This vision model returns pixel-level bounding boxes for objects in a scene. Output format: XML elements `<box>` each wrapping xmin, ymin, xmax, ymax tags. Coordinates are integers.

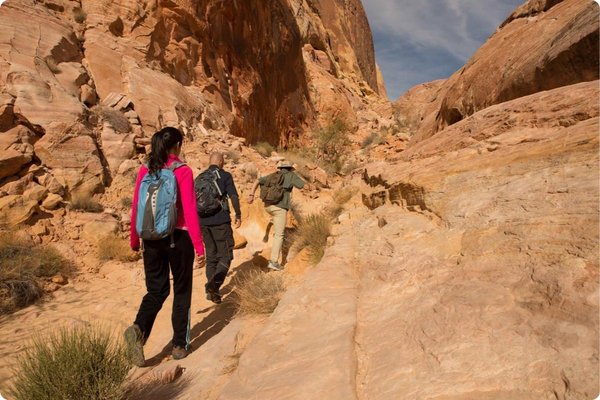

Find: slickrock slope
<box><xmin>411</xmin><ymin>0</ymin><xmax>598</xmax><ymax>141</ymax></box>
<box><xmin>218</xmin><ymin>81</ymin><xmax>599</xmax><ymax>399</ymax></box>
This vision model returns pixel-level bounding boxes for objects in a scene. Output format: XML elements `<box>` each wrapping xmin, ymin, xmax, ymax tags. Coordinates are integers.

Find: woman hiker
<box><xmin>125</xmin><ymin>127</ymin><xmax>205</xmax><ymax>367</ymax></box>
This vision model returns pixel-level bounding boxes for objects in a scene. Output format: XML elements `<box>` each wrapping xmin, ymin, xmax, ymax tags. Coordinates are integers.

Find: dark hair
<box><xmin>148</xmin><ymin>127</ymin><xmax>183</xmax><ymax>175</ymax></box>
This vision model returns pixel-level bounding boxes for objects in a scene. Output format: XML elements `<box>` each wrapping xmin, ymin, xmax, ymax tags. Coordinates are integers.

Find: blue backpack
<box><xmin>135</xmin><ymin>162</ymin><xmax>185</xmax><ymax>242</ymax></box>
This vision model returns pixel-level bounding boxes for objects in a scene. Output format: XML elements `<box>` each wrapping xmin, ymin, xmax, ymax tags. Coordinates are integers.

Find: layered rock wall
<box><xmin>0</xmin><ymin>0</ymin><xmax>384</xmax><ymax>223</ymax></box>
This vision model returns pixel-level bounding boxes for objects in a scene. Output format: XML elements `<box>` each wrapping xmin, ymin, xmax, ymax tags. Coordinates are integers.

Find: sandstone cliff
<box><xmin>0</xmin><ymin>0</ymin><xmax>387</xmax><ymax>216</ymax></box>
<box><xmin>0</xmin><ymin>0</ymin><xmax>598</xmax><ymax>399</ymax></box>
<box><xmin>403</xmin><ymin>0</ymin><xmax>599</xmax><ymax>142</ymax></box>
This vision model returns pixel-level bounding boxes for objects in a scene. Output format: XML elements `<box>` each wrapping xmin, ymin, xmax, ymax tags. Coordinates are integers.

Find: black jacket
<box><xmin>199</xmin><ymin>165</ymin><xmax>241</xmax><ymax>227</ymax></box>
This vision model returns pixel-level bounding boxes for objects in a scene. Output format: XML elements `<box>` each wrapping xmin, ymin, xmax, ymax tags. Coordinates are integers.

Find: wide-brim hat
<box><xmin>277</xmin><ymin>160</ymin><xmax>294</xmax><ymax>169</ymax></box>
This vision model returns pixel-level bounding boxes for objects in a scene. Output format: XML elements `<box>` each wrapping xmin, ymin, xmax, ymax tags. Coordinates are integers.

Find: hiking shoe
<box><xmin>172</xmin><ymin>345</ymin><xmax>188</xmax><ymax>360</ymax></box>
<box><xmin>124</xmin><ymin>324</ymin><xmax>145</xmax><ymax>367</ymax></box>
<box><xmin>267</xmin><ymin>261</ymin><xmax>283</xmax><ymax>271</ymax></box>
<box><xmin>206</xmin><ymin>290</ymin><xmax>222</xmax><ymax>304</ymax></box>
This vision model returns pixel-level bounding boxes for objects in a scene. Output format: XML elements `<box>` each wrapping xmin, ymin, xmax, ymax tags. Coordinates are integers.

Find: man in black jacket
<box><xmin>198</xmin><ymin>152</ymin><xmax>242</xmax><ymax>304</ymax></box>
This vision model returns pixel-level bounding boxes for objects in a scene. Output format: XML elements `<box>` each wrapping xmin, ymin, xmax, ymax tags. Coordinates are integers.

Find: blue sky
<box><xmin>362</xmin><ymin>0</ymin><xmax>523</xmax><ymax>100</ymax></box>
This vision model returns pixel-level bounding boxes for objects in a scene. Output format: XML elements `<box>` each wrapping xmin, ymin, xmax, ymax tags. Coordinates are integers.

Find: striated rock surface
<box><xmin>219</xmin><ymin>81</ymin><xmax>599</xmax><ymax>399</ymax></box>
<box><xmin>412</xmin><ymin>0</ymin><xmax>599</xmax><ymax>141</ymax></box>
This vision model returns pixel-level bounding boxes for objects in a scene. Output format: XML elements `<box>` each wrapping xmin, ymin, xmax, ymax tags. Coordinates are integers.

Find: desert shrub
<box><xmin>253</xmin><ymin>141</ymin><xmax>275</xmax><ymax>158</ymax></box>
<box><xmin>8</xmin><ymin>325</ymin><xmax>131</xmax><ymax>400</ymax></box>
<box><xmin>120</xmin><ymin>196</ymin><xmax>132</xmax><ymax>208</ymax></box>
<box><xmin>245</xmin><ymin>164</ymin><xmax>258</xmax><ymax>182</ymax></box>
<box><xmin>361</xmin><ymin>131</ymin><xmax>378</xmax><ymax>148</ymax></box>
<box><xmin>294</xmin><ymin>212</ymin><xmax>331</xmax><ymax>264</ymax></box>
<box><xmin>225</xmin><ymin>150</ymin><xmax>241</xmax><ymax>164</ymax></box>
<box><xmin>71</xmin><ymin>194</ymin><xmax>104</xmax><ymax>213</ymax></box>
<box><xmin>332</xmin><ymin>186</ymin><xmax>354</xmax><ymax>206</ymax></box>
<box><xmin>73</xmin><ymin>7</ymin><xmax>87</xmax><ymax>23</ymax></box>
<box><xmin>98</xmin><ymin>235</ymin><xmax>135</xmax><ymax>262</ymax></box>
<box><xmin>313</xmin><ymin>118</ymin><xmax>350</xmax><ymax>173</ymax></box>
<box><xmin>361</xmin><ymin>130</ymin><xmax>387</xmax><ymax>149</ymax></box>
<box><xmin>96</xmin><ymin>106</ymin><xmax>130</xmax><ymax>133</ymax></box>
<box><xmin>233</xmin><ymin>271</ymin><xmax>285</xmax><ymax>315</ymax></box>
<box><xmin>340</xmin><ymin>159</ymin><xmax>360</xmax><ymax>176</ymax></box>
<box><xmin>0</xmin><ymin>233</ymin><xmax>70</xmax><ymax>314</ymax></box>
<box><xmin>44</xmin><ymin>56</ymin><xmax>61</xmax><ymax>74</ymax></box>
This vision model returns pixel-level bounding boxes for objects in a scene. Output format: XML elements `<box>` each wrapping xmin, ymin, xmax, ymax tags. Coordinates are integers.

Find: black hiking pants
<box><xmin>201</xmin><ymin>223</ymin><xmax>234</xmax><ymax>294</ymax></box>
<box><xmin>134</xmin><ymin>229</ymin><xmax>194</xmax><ymax>349</ymax></box>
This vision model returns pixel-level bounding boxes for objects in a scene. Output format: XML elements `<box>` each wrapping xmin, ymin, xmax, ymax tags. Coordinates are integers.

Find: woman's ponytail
<box><xmin>147</xmin><ymin>127</ymin><xmax>184</xmax><ymax>175</ymax></box>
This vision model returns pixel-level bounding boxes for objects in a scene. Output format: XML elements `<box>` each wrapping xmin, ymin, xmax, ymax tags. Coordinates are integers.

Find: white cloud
<box><xmin>362</xmin><ymin>0</ymin><xmax>522</xmax><ymax>99</ymax></box>
<box><xmin>363</xmin><ymin>0</ymin><xmax>519</xmax><ymax>60</ymax></box>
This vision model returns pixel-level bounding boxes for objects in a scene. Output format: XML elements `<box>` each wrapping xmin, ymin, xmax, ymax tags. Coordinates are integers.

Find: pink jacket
<box><xmin>130</xmin><ymin>154</ymin><xmax>204</xmax><ymax>256</ymax></box>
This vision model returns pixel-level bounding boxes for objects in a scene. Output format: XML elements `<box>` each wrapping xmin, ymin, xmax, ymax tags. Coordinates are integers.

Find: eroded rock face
<box><xmin>412</xmin><ymin>0</ymin><xmax>599</xmax><ymax>142</ymax></box>
<box><xmin>0</xmin><ymin>0</ymin><xmax>386</xmax><ymax>205</ymax></box>
<box><xmin>393</xmin><ymin>79</ymin><xmax>444</xmax><ymax>134</ymax></box>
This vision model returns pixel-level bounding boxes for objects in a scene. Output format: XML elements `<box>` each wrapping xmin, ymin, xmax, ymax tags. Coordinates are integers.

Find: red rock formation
<box><xmin>0</xmin><ymin>0</ymin><xmax>386</xmax><ymax>218</ymax></box>
<box><xmin>412</xmin><ymin>0</ymin><xmax>599</xmax><ymax>142</ymax></box>
<box><xmin>220</xmin><ymin>80</ymin><xmax>599</xmax><ymax>400</ymax></box>
<box><xmin>393</xmin><ymin>79</ymin><xmax>444</xmax><ymax>133</ymax></box>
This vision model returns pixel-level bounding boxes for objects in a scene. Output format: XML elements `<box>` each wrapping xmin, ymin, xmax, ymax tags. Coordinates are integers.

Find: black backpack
<box><xmin>194</xmin><ymin>169</ymin><xmax>223</xmax><ymax>217</ymax></box>
<box><xmin>260</xmin><ymin>170</ymin><xmax>286</xmax><ymax>205</ymax></box>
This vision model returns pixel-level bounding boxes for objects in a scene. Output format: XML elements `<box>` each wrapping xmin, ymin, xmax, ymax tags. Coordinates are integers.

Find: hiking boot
<box><xmin>124</xmin><ymin>324</ymin><xmax>145</xmax><ymax>367</ymax></box>
<box><xmin>267</xmin><ymin>261</ymin><xmax>282</xmax><ymax>271</ymax></box>
<box><xmin>206</xmin><ymin>290</ymin><xmax>222</xmax><ymax>304</ymax></box>
<box><xmin>172</xmin><ymin>345</ymin><xmax>188</xmax><ymax>360</ymax></box>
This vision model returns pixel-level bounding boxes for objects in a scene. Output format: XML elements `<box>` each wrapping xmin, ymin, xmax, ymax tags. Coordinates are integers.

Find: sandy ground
<box><xmin>0</xmin><ymin>238</ymin><xmax>265</xmax><ymax>395</ymax></box>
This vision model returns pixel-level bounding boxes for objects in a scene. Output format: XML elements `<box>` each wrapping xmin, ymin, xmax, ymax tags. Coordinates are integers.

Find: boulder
<box><xmin>22</xmin><ymin>183</ymin><xmax>48</xmax><ymax>203</ymax></box>
<box><xmin>81</xmin><ymin>215</ymin><xmax>119</xmax><ymax>244</ymax></box>
<box><xmin>34</xmin><ymin>130</ymin><xmax>104</xmax><ymax>197</ymax></box>
<box><xmin>41</xmin><ymin>193</ymin><xmax>63</xmax><ymax>210</ymax></box>
<box><xmin>2</xmin><ymin>174</ymin><xmax>33</xmax><ymax>195</ymax></box>
<box><xmin>0</xmin><ymin>195</ymin><xmax>38</xmax><ymax>225</ymax></box>
<box><xmin>38</xmin><ymin>173</ymin><xmax>65</xmax><ymax>196</ymax></box>
<box><xmin>100</xmin><ymin>123</ymin><xmax>135</xmax><ymax>174</ymax></box>
<box><xmin>0</xmin><ymin>125</ymin><xmax>35</xmax><ymax>179</ymax></box>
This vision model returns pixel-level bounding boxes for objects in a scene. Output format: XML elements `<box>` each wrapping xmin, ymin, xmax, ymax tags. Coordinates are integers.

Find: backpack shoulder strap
<box><xmin>168</xmin><ymin>161</ymin><xmax>186</xmax><ymax>172</ymax></box>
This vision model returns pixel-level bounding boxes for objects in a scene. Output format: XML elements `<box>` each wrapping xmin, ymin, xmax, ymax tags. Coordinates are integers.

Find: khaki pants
<box><xmin>265</xmin><ymin>205</ymin><xmax>287</xmax><ymax>263</ymax></box>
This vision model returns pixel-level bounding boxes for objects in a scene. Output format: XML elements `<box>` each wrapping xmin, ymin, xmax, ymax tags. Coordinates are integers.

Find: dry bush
<box><xmin>44</xmin><ymin>56</ymin><xmax>61</xmax><ymax>74</ymax></box>
<box><xmin>245</xmin><ymin>164</ymin><xmax>258</xmax><ymax>182</ymax></box>
<box><xmin>294</xmin><ymin>212</ymin><xmax>331</xmax><ymax>264</ymax></box>
<box><xmin>96</xmin><ymin>106</ymin><xmax>131</xmax><ymax>133</ymax></box>
<box><xmin>98</xmin><ymin>235</ymin><xmax>135</xmax><ymax>262</ymax></box>
<box><xmin>332</xmin><ymin>186</ymin><xmax>354</xmax><ymax>206</ymax></box>
<box><xmin>120</xmin><ymin>196</ymin><xmax>132</xmax><ymax>209</ymax></box>
<box><xmin>71</xmin><ymin>194</ymin><xmax>104</xmax><ymax>213</ymax></box>
<box><xmin>253</xmin><ymin>141</ymin><xmax>275</xmax><ymax>158</ymax></box>
<box><xmin>340</xmin><ymin>159</ymin><xmax>359</xmax><ymax>176</ymax></box>
<box><xmin>8</xmin><ymin>325</ymin><xmax>131</xmax><ymax>400</ymax></box>
<box><xmin>233</xmin><ymin>271</ymin><xmax>285</xmax><ymax>315</ymax></box>
<box><xmin>313</xmin><ymin>118</ymin><xmax>350</xmax><ymax>174</ymax></box>
<box><xmin>225</xmin><ymin>150</ymin><xmax>241</xmax><ymax>164</ymax></box>
<box><xmin>0</xmin><ymin>233</ymin><xmax>70</xmax><ymax>314</ymax></box>
<box><xmin>73</xmin><ymin>7</ymin><xmax>87</xmax><ymax>23</ymax></box>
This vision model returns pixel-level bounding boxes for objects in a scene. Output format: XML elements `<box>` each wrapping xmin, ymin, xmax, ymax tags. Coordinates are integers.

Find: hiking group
<box><xmin>124</xmin><ymin>127</ymin><xmax>305</xmax><ymax>367</ymax></box>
